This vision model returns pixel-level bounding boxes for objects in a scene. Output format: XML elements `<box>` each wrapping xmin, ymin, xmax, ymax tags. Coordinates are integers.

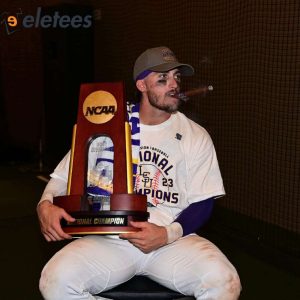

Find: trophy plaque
<box><xmin>53</xmin><ymin>82</ymin><xmax>149</xmax><ymax>236</ymax></box>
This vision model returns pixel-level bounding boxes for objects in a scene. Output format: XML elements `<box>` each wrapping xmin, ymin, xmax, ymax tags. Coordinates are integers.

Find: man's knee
<box><xmin>197</xmin><ymin>262</ymin><xmax>241</xmax><ymax>300</ymax></box>
<box><xmin>39</xmin><ymin>264</ymin><xmax>69</xmax><ymax>300</ymax></box>
<box><xmin>39</xmin><ymin>259</ymin><xmax>88</xmax><ymax>300</ymax></box>
<box><xmin>39</xmin><ymin>256</ymin><xmax>112</xmax><ymax>300</ymax></box>
<box><xmin>222</xmin><ymin>271</ymin><xmax>241</xmax><ymax>299</ymax></box>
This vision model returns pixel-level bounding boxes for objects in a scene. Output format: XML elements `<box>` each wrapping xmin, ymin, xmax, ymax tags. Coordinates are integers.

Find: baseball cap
<box><xmin>133</xmin><ymin>46</ymin><xmax>194</xmax><ymax>81</ymax></box>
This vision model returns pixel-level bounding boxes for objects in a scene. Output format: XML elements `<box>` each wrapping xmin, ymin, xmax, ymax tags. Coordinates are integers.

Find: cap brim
<box><xmin>149</xmin><ymin>62</ymin><xmax>194</xmax><ymax>76</ymax></box>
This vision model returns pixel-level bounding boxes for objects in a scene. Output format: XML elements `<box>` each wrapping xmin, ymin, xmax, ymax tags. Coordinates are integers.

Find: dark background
<box><xmin>0</xmin><ymin>0</ymin><xmax>299</xmax><ymax>299</ymax></box>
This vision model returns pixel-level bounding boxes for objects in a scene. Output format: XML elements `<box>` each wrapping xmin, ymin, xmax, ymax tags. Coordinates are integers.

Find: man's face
<box><xmin>142</xmin><ymin>69</ymin><xmax>182</xmax><ymax>113</ymax></box>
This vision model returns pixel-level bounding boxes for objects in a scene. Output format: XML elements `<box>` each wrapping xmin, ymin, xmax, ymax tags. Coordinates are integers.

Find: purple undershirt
<box><xmin>174</xmin><ymin>198</ymin><xmax>215</xmax><ymax>236</ymax></box>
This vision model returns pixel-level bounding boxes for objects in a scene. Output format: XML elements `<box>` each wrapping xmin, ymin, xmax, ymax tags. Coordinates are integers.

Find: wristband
<box><xmin>165</xmin><ymin>222</ymin><xmax>183</xmax><ymax>244</ymax></box>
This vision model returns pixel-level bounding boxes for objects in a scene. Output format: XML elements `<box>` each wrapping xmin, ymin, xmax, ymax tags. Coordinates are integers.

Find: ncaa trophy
<box><xmin>53</xmin><ymin>82</ymin><xmax>149</xmax><ymax>236</ymax></box>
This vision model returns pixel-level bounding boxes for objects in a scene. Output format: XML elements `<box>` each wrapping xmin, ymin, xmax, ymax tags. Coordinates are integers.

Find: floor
<box><xmin>0</xmin><ymin>163</ymin><xmax>299</xmax><ymax>300</ymax></box>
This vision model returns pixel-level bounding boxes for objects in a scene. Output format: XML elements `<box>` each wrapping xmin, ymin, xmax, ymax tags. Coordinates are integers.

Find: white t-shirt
<box><xmin>41</xmin><ymin>111</ymin><xmax>225</xmax><ymax>227</ymax></box>
<box><xmin>136</xmin><ymin>111</ymin><xmax>225</xmax><ymax>226</ymax></box>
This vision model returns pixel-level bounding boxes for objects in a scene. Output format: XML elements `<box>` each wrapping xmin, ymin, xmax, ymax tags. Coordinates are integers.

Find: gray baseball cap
<box><xmin>133</xmin><ymin>46</ymin><xmax>194</xmax><ymax>81</ymax></box>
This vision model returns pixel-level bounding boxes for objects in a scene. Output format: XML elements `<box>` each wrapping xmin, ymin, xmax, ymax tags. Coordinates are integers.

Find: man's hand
<box><xmin>119</xmin><ymin>221</ymin><xmax>168</xmax><ymax>253</ymax></box>
<box><xmin>36</xmin><ymin>200</ymin><xmax>75</xmax><ymax>242</ymax></box>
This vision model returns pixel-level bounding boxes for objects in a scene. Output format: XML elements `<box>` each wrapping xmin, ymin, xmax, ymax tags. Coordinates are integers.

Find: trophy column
<box><xmin>53</xmin><ymin>82</ymin><xmax>148</xmax><ymax>236</ymax></box>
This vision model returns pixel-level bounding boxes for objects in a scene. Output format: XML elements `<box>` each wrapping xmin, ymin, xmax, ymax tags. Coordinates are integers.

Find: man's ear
<box><xmin>136</xmin><ymin>80</ymin><xmax>146</xmax><ymax>92</ymax></box>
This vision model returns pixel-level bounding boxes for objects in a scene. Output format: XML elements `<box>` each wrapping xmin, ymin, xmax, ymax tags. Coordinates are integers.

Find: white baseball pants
<box><xmin>39</xmin><ymin>235</ymin><xmax>241</xmax><ymax>300</ymax></box>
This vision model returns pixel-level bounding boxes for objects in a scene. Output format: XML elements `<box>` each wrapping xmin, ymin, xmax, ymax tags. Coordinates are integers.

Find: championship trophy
<box><xmin>53</xmin><ymin>82</ymin><xmax>149</xmax><ymax>236</ymax></box>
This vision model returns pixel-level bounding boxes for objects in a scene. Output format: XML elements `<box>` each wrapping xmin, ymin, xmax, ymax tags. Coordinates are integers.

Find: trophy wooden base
<box><xmin>54</xmin><ymin>193</ymin><xmax>149</xmax><ymax>236</ymax></box>
<box><xmin>61</xmin><ymin>210</ymin><xmax>149</xmax><ymax>236</ymax></box>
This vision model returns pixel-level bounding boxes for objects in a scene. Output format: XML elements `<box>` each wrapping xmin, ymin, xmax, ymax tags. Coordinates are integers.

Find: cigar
<box><xmin>178</xmin><ymin>85</ymin><xmax>213</xmax><ymax>102</ymax></box>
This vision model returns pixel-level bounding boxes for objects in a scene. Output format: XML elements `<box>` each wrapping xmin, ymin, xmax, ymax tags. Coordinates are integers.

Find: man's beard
<box><xmin>147</xmin><ymin>91</ymin><xmax>182</xmax><ymax>113</ymax></box>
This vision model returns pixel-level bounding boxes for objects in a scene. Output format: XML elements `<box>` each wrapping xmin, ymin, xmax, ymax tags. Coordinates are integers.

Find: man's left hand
<box><xmin>119</xmin><ymin>221</ymin><xmax>168</xmax><ymax>253</ymax></box>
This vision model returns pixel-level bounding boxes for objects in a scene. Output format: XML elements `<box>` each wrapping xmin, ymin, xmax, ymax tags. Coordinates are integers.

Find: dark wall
<box><xmin>42</xmin><ymin>4</ymin><xmax>94</xmax><ymax>165</ymax></box>
<box><xmin>0</xmin><ymin>1</ymin><xmax>94</xmax><ymax>166</ymax></box>
<box><xmin>0</xmin><ymin>1</ymin><xmax>44</xmax><ymax>161</ymax></box>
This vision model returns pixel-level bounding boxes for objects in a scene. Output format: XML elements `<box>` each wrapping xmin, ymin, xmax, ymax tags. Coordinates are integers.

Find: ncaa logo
<box><xmin>83</xmin><ymin>90</ymin><xmax>117</xmax><ymax>124</ymax></box>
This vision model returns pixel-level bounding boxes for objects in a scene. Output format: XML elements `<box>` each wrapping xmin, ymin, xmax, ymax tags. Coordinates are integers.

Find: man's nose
<box><xmin>169</xmin><ymin>77</ymin><xmax>179</xmax><ymax>89</ymax></box>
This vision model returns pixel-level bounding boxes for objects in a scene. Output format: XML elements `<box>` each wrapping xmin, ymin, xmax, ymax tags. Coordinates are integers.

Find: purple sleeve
<box><xmin>174</xmin><ymin>198</ymin><xmax>215</xmax><ymax>236</ymax></box>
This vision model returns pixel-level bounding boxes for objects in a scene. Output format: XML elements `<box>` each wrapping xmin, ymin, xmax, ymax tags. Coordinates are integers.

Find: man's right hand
<box><xmin>37</xmin><ymin>200</ymin><xmax>75</xmax><ymax>242</ymax></box>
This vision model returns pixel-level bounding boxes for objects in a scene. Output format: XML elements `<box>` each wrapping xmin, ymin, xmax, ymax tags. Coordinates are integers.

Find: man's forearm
<box><xmin>38</xmin><ymin>177</ymin><xmax>67</xmax><ymax>206</ymax></box>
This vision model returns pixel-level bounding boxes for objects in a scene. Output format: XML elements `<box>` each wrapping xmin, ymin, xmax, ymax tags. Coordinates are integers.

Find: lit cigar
<box><xmin>178</xmin><ymin>85</ymin><xmax>213</xmax><ymax>102</ymax></box>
